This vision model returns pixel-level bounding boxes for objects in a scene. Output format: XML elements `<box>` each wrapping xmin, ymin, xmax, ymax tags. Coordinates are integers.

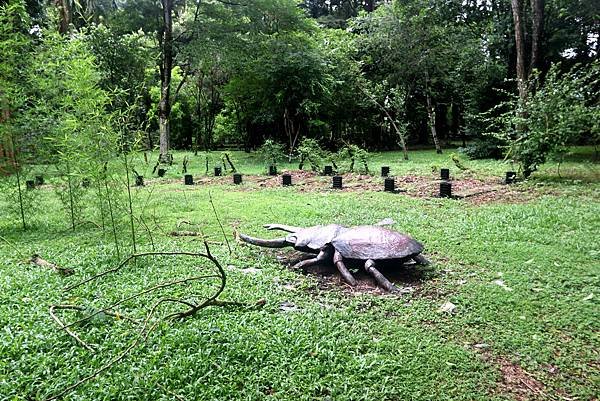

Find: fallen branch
<box><xmin>454</xmin><ymin>188</ymin><xmax>498</xmax><ymax>199</ymax></box>
<box><xmin>49</xmin><ymin>305</ymin><xmax>96</xmax><ymax>352</ymax></box>
<box><xmin>169</xmin><ymin>230</ymin><xmax>203</xmax><ymax>237</ymax></box>
<box><xmin>64</xmin><ymin>251</ymin><xmax>211</xmax><ymax>291</ymax></box>
<box><xmin>44</xmin><ymin>298</ymin><xmax>166</xmax><ymax>401</ymax></box>
<box><xmin>63</xmin><ymin>274</ymin><xmax>220</xmax><ymax>330</ymax></box>
<box><xmin>46</xmin><ymin>243</ymin><xmax>228</xmax><ymax>400</ymax></box>
<box><xmin>31</xmin><ymin>254</ymin><xmax>74</xmax><ymax>276</ymax></box>
<box><xmin>208</xmin><ymin>191</ymin><xmax>232</xmax><ymax>254</ymax></box>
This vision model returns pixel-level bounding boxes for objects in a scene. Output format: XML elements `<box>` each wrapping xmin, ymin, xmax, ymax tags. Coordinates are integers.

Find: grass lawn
<box><xmin>0</xmin><ymin>148</ymin><xmax>598</xmax><ymax>400</ymax></box>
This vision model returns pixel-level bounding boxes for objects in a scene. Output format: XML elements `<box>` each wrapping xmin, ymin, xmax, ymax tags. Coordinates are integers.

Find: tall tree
<box><xmin>511</xmin><ymin>0</ymin><xmax>527</xmax><ymax>102</ymax></box>
<box><xmin>529</xmin><ymin>0</ymin><xmax>544</xmax><ymax>72</ymax></box>
<box><xmin>158</xmin><ymin>0</ymin><xmax>173</xmax><ymax>163</ymax></box>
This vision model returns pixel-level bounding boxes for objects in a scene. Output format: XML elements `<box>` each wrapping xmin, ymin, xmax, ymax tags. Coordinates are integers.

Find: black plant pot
<box><xmin>440</xmin><ymin>181</ymin><xmax>452</xmax><ymax>198</ymax></box>
<box><xmin>158</xmin><ymin>168</ymin><xmax>166</xmax><ymax>177</ymax></box>
<box><xmin>35</xmin><ymin>175</ymin><xmax>44</xmax><ymax>186</ymax></box>
<box><xmin>135</xmin><ymin>176</ymin><xmax>144</xmax><ymax>187</ymax></box>
<box><xmin>381</xmin><ymin>166</ymin><xmax>390</xmax><ymax>177</ymax></box>
<box><xmin>505</xmin><ymin>171</ymin><xmax>517</xmax><ymax>184</ymax></box>
<box><xmin>268</xmin><ymin>165</ymin><xmax>277</xmax><ymax>176</ymax></box>
<box><xmin>440</xmin><ymin>168</ymin><xmax>450</xmax><ymax>180</ymax></box>
<box><xmin>26</xmin><ymin>180</ymin><xmax>35</xmax><ymax>190</ymax></box>
<box><xmin>282</xmin><ymin>174</ymin><xmax>292</xmax><ymax>186</ymax></box>
<box><xmin>332</xmin><ymin>175</ymin><xmax>343</xmax><ymax>189</ymax></box>
<box><xmin>233</xmin><ymin>173</ymin><xmax>242</xmax><ymax>185</ymax></box>
<box><xmin>184</xmin><ymin>174</ymin><xmax>194</xmax><ymax>185</ymax></box>
<box><xmin>384</xmin><ymin>177</ymin><xmax>395</xmax><ymax>192</ymax></box>
<box><xmin>214</xmin><ymin>167</ymin><xmax>222</xmax><ymax>176</ymax></box>
<box><xmin>324</xmin><ymin>165</ymin><xmax>333</xmax><ymax>176</ymax></box>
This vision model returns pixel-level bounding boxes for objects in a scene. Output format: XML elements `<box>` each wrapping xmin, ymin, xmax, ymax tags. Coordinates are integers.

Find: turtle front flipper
<box><xmin>291</xmin><ymin>247</ymin><xmax>332</xmax><ymax>271</ymax></box>
<box><xmin>365</xmin><ymin>259</ymin><xmax>399</xmax><ymax>293</ymax></box>
<box><xmin>333</xmin><ymin>250</ymin><xmax>357</xmax><ymax>287</ymax></box>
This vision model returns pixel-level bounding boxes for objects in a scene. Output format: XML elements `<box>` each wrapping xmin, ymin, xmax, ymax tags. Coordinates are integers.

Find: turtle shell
<box><xmin>331</xmin><ymin>226</ymin><xmax>423</xmax><ymax>260</ymax></box>
<box><xmin>287</xmin><ymin>224</ymin><xmax>348</xmax><ymax>251</ymax></box>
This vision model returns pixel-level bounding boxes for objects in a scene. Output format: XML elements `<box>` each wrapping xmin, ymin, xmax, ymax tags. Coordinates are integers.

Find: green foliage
<box><xmin>0</xmin><ymin>148</ymin><xmax>598</xmax><ymax>400</ymax></box>
<box><xmin>487</xmin><ymin>62</ymin><xmax>599</xmax><ymax>177</ymax></box>
<box><xmin>458</xmin><ymin>138</ymin><xmax>506</xmax><ymax>160</ymax></box>
<box><xmin>338</xmin><ymin>144</ymin><xmax>370</xmax><ymax>174</ymax></box>
<box><xmin>17</xmin><ymin>29</ymin><xmax>121</xmax><ymax>230</ymax></box>
<box><xmin>257</xmin><ymin>139</ymin><xmax>285</xmax><ymax>168</ymax></box>
<box><xmin>0</xmin><ymin>174</ymin><xmax>39</xmax><ymax>223</ymax></box>
<box><xmin>295</xmin><ymin>138</ymin><xmax>326</xmax><ymax>171</ymax></box>
<box><xmin>0</xmin><ymin>0</ymin><xmax>31</xmax><ymax>115</ymax></box>
<box><xmin>83</xmin><ymin>24</ymin><xmax>153</xmax><ymax>112</ymax></box>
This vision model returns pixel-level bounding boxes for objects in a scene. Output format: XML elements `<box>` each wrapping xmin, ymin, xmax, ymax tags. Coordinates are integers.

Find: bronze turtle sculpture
<box><xmin>239</xmin><ymin>222</ymin><xmax>429</xmax><ymax>292</ymax></box>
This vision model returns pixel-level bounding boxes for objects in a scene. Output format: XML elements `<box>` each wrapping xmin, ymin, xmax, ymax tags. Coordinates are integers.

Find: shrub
<box><xmin>296</xmin><ymin>138</ymin><xmax>326</xmax><ymax>171</ymax></box>
<box><xmin>486</xmin><ymin>62</ymin><xmax>599</xmax><ymax>177</ymax></box>
<box><xmin>458</xmin><ymin>138</ymin><xmax>505</xmax><ymax>160</ymax></box>
<box><xmin>257</xmin><ymin>139</ymin><xmax>285</xmax><ymax>168</ymax></box>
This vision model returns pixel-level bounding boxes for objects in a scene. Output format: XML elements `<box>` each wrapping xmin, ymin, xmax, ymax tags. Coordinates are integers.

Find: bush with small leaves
<box><xmin>257</xmin><ymin>139</ymin><xmax>285</xmax><ymax>169</ymax></box>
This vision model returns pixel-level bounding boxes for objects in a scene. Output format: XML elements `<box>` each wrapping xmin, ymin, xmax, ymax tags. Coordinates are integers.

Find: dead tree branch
<box><xmin>31</xmin><ymin>254</ymin><xmax>74</xmax><ymax>276</ymax></box>
<box><xmin>170</xmin><ymin>230</ymin><xmax>203</xmax><ymax>237</ymax></box>
<box><xmin>46</xmin><ymin>244</ymin><xmax>228</xmax><ymax>400</ymax></box>
<box><xmin>49</xmin><ymin>305</ymin><xmax>96</xmax><ymax>352</ymax></box>
<box><xmin>208</xmin><ymin>191</ymin><xmax>231</xmax><ymax>254</ymax></box>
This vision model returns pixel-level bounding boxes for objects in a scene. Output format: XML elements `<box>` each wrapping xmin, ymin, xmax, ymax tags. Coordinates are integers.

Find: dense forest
<box><xmin>1</xmin><ymin>3</ymin><xmax>599</xmax><ymax>399</ymax></box>
<box><xmin>1</xmin><ymin>0</ymin><xmax>598</xmax><ymax>176</ymax></box>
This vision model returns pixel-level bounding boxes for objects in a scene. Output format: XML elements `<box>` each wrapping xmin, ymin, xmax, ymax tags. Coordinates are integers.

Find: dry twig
<box><xmin>45</xmin><ymin>243</ymin><xmax>228</xmax><ymax>400</ymax></box>
<box><xmin>31</xmin><ymin>254</ymin><xmax>74</xmax><ymax>276</ymax></box>
<box><xmin>208</xmin><ymin>190</ymin><xmax>232</xmax><ymax>254</ymax></box>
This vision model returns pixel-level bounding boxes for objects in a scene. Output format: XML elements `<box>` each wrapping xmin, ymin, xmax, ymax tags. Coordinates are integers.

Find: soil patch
<box><xmin>274</xmin><ymin>250</ymin><xmax>432</xmax><ymax>295</ymax></box>
<box><xmin>476</xmin><ymin>349</ymin><xmax>561</xmax><ymax>401</ymax></box>
<box><xmin>151</xmin><ymin>171</ymin><xmax>540</xmax><ymax>205</ymax></box>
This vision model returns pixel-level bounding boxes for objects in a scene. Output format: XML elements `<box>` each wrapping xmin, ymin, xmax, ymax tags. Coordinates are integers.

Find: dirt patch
<box><xmin>150</xmin><ymin>171</ymin><xmax>539</xmax><ymax>205</ymax></box>
<box><xmin>274</xmin><ymin>250</ymin><xmax>433</xmax><ymax>296</ymax></box>
<box><xmin>475</xmin><ymin>349</ymin><xmax>558</xmax><ymax>401</ymax></box>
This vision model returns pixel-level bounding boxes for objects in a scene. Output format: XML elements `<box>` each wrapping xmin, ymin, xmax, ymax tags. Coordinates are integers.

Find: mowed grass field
<box><xmin>0</xmin><ymin>148</ymin><xmax>598</xmax><ymax>400</ymax></box>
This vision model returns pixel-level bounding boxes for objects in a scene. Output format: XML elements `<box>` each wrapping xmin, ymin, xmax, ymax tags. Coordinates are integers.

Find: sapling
<box><xmin>257</xmin><ymin>139</ymin><xmax>285</xmax><ymax>173</ymax></box>
<box><xmin>296</xmin><ymin>138</ymin><xmax>325</xmax><ymax>171</ymax></box>
<box><xmin>339</xmin><ymin>144</ymin><xmax>370</xmax><ymax>174</ymax></box>
<box><xmin>182</xmin><ymin>155</ymin><xmax>189</xmax><ymax>173</ymax></box>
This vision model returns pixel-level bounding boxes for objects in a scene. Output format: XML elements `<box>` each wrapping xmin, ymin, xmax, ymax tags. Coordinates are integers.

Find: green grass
<box><xmin>0</xmin><ymin>148</ymin><xmax>598</xmax><ymax>400</ymax></box>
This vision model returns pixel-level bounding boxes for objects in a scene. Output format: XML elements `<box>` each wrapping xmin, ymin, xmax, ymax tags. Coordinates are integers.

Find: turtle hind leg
<box><xmin>413</xmin><ymin>254</ymin><xmax>430</xmax><ymax>266</ymax></box>
<box><xmin>333</xmin><ymin>251</ymin><xmax>357</xmax><ymax>287</ymax></box>
<box><xmin>365</xmin><ymin>259</ymin><xmax>399</xmax><ymax>293</ymax></box>
<box><xmin>291</xmin><ymin>248</ymin><xmax>332</xmax><ymax>271</ymax></box>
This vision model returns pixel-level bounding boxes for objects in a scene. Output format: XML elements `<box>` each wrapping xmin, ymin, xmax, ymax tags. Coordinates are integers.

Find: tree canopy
<box><xmin>1</xmin><ymin>0</ymin><xmax>598</xmax><ymax>175</ymax></box>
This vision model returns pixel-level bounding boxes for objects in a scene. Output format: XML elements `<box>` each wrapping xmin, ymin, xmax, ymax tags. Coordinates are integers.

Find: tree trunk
<box><xmin>0</xmin><ymin>93</ymin><xmax>15</xmax><ymax>175</ymax></box>
<box><xmin>55</xmin><ymin>0</ymin><xmax>70</xmax><ymax>34</ymax></box>
<box><xmin>360</xmin><ymin>85</ymin><xmax>409</xmax><ymax>160</ymax></box>
<box><xmin>158</xmin><ymin>0</ymin><xmax>173</xmax><ymax>164</ymax></box>
<box><xmin>394</xmin><ymin>121</ymin><xmax>409</xmax><ymax>161</ymax></box>
<box><xmin>529</xmin><ymin>0</ymin><xmax>544</xmax><ymax>74</ymax></box>
<box><xmin>511</xmin><ymin>0</ymin><xmax>527</xmax><ymax>103</ymax></box>
<box><xmin>425</xmin><ymin>92</ymin><xmax>442</xmax><ymax>154</ymax></box>
<box><xmin>284</xmin><ymin>108</ymin><xmax>301</xmax><ymax>162</ymax></box>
